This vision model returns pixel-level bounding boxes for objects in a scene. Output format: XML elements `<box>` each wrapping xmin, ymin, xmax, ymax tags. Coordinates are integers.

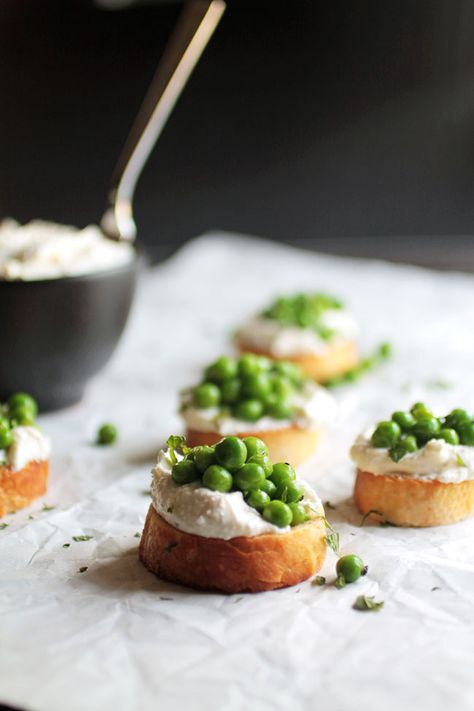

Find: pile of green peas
<box><xmin>371</xmin><ymin>403</ymin><xmax>474</xmax><ymax>462</ymax></box>
<box><xmin>170</xmin><ymin>435</ymin><xmax>310</xmax><ymax>528</ymax></box>
<box><xmin>0</xmin><ymin>392</ymin><xmax>38</xmax><ymax>452</ymax></box>
<box><xmin>262</xmin><ymin>292</ymin><xmax>343</xmax><ymax>339</ymax></box>
<box><xmin>190</xmin><ymin>354</ymin><xmax>305</xmax><ymax>423</ymax></box>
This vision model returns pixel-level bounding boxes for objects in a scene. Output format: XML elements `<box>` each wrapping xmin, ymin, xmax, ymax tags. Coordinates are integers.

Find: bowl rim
<box><xmin>0</xmin><ymin>247</ymin><xmax>143</xmax><ymax>286</ymax></box>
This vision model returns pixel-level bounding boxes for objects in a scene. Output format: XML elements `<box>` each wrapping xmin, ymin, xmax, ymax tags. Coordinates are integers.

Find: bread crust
<box><xmin>0</xmin><ymin>460</ymin><xmax>49</xmax><ymax>517</ymax></box>
<box><xmin>139</xmin><ymin>505</ymin><xmax>327</xmax><ymax>593</ymax></box>
<box><xmin>354</xmin><ymin>468</ymin><xmax>474</xmax><ymax>527</ymax></box>
<box><xmin>236</xmin><ymin>337</ymin><xmax>359</xmax><ymax>382</ymax></box>
<box><xmin>186</xmin><ymin>426</ymin><xmax>319</xmax><ymax>467</ymax></box>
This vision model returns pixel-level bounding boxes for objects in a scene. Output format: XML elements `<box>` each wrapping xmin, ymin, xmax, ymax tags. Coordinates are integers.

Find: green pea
<box><xmin>241</xmin><ymin>372</ymin><xmax>273</xmax><ymax>400</ymax></box>
<box><xmin>232</xmin><ymin>399</ymin><xmax>264</xmax><ymax>422</ymax></box>
<box><xmin>97</xmin><ymin>423</ymin><xmax>118</xmax><ymax>446</ymax></box>
<box><xmin>247</xmin><ymin>454</ymin><xmax>273</xmax><ymax>477</ymax></box>
<box><xmin>192</xmin><ymin>445</ymin><xmax>217</xmax><ymax>473</ymax></box>
<box><xmin>288</xmin><ymin>502</ymin><xmax>309</xmax><ymax>526</ymax></box>
<box><xmin>234</xmin><ymin>462</ymin><xmax>266</xmax><ymax>491</ymax></box>
<box><xmin>262</xmin><ymin>500</ymin><xmax>293</xmax><ymax>527</ymax></box>
<box><xmin>9</xmin><ymin>405</ymin><xmax>36</xmax><ymax>427</ymax></box>
<box><xmin>437</xmin><ymin>428</ymin><xmax>460</xmax><ymax>446</ymax></box>
<box><xmin>260</xmin><ymin>478</ymin><xmax>277</xmax><ymax>498</ymax></box>
<box><xmin>410</xmin><ymin>402</ymin><xmax>432</xmax><ymax>420</ymax></box>
<box><xmin>276</xmin><ymin>480</ymin><xmax>305</xmax><ymax>503</ymax></box>
<box><xmin>411</xmin><ymin>415</ymin><xmax>441</xmax><ymax>443</ymax></box>
<box><xmin>458</xmin><ymin>421</ymin><xmax>474</xmax><ymax>446</ymax></box>
<box><xmin>336</xmin><ymin>554</ymin><xmax>367</xmax><ymax>583</ymax></box>
<box><xmin>257</xmin><ymin>356</ymin><xmax>273</xmax><ymax>371</ymax></box>
<box><xmin>220</xmin><ymin>378</ymin><xmax>241</xmax><ymax>404</ymax></box>
<box><xmin>204</xmin><ymin>356</ymin><xmax>238</xmax><ymax>383</ymax></box>
<box><xmin>273</xmin><ymin>360</ymin><xmax>304</xmax><ymax>385</ymax></box>
<box><xmin>245</xmin><ymin>489</ymin><xmax>270</xmax><ymax>512</ymax></box>
<box><xmin>445</xmin><ymin>408</ymin><xmax>472</xmax><ymax>429</ymax></box>
<box><xmin>193</xmin><ymin>383</ymin><xmax>221</xmax><ymax>409</ymax></box>
<box><xmin>267</xmin><ymin>399</ymin><xmax>294</xmax><ymax>420</ymax></box>
<box><xmin>238</xmin><ymin>353</ymin><xmax>263</xmax><ymax>377</ymax></box>
<box><xmin>400</xmin><ymin>434</ymin><xmax>418</xmax><ymax>452</ymax></box>
<box><xmin>172</xmin><ymin>460</ymin><xmax>200</xmax><ymax>485</ymax></box>
<box><xmin>392</xmin><ymin>411</ymin><xmax>416</xmax><ymax>431</ymax></box>
<box><xmin>202</xmin><ymin>464</ymin><xmax>233</xmax><ymax>492</ymax></box>
<box><xmin>371</xmin><ymin>421</ymin><xmax>401</xmax><ymax>448</ymax></box>
<box><xmin>270</xmin><ymin>462</ymin><xmax>296</xmax><ymax>488</ymax></box>
<box><xmin>0</xmin><ymin>419</ymin><xmax>13</xmax><ymax>449</ymax></box>
<box><xmin>272</xmin><ymin>376</ymin><xmax>295</xmax><ymax>399</ymax></box>
<box><xmin>215</xmin><ymin>436</ymin><xmax>248</xmax><ymax>470</ymax></box>
<box><xmin>242</xmin><ymin>436</ymin><xmax>268</xmax><ymax>459</ymax></box>
<box><xmin>7</xmin><ymin>392</ymin><xmax>38</xmax><ymax>418</ymax></box>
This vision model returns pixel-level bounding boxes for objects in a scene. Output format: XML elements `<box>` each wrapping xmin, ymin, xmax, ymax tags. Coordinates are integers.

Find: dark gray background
<box><xmin>2</xmin><ymin>0</ymin><xmax>474</xmax><ymax>268</ymax></box>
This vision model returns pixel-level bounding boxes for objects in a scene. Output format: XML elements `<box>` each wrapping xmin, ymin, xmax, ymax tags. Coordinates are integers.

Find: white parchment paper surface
<box><xmin>1</xmin><ymin>234</ymin><xmax>474</xmax><ymax>711</ymax></box>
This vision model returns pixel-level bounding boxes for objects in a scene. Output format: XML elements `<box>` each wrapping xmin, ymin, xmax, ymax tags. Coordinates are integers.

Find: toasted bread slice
<box><xmin>236</xmin><ymin>337</ymin><xmax>358</xmax><ymax>382</ymax></box>
<box><xmin>354</xmin><ymin>468</ymin><xmax>474</xmax><ymax>527</ymax></box>
<box><xmin>139</xmin><ymin>504</ymin><xmax>326</xmax><ymax>593</ymax></box>
<box><xmin>0</xmin><ymin>460</ymin><xmax>49</xmax><ymax>517</ymax></box>
<box><xmin>186</xmin><ymin>425</ymin><xmax>319</xmax><ymax>467</ymax></box>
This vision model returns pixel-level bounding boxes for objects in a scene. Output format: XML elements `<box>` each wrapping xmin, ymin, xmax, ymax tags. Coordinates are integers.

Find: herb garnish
<box><xmin>312</xmin><ymin>576</ymin><xmax>326</xmax><ymax>586</ymax></box>
<box><xmin>141</xmin><ymin>489</ymin><xmax>151</xmax><ymax>497</ymax></box>
<box><xmin>72</xmin><ymin>535</ymin><xmax>93</xmax><ymax>542</ymax></box>
<box><xmin>0</xmin><ymin>522</ymin><xmax>8</xmax><ymax>530</ymax></box>
<box><xmin>359</xmin><ymin>509</ymin><xmax>396</xmax><ymax>527</ymax></box>
<box><xmin>456</xmin><ymin>454</ymin><xmax>466</xmax><ymax>467</ymax></box>
<box><xmin>166</xmin><ymin>435</ymin><xmax>190</xmax><ymax>464</ymax></box>
<box><xmin>62</xmin><ymin>543</ymin><xmax>70</xmax><ymax>548</ymax></box>
<box><xmin>42</xmin><ymin>504</ymin><xmax>55</xmax><ymax>512</ymax></box>
<box><xmin>325</xmin><ymin>501</ymin><xmax>336</xmax><ymax>510</ymax></box>
<box><xmin>319</xmin><ymin>516</ymin><xmax>340</xmax><ymax>553</ymax></box>
<box><xmin>325</xmin><ymin>342</ymin><xmax>392</xmax><ymax>388</ymax></box>
<box><xmin>353</xmin><ymin>595</ymin><xmax>384</xmax><ymax>612</ymax></box>
<box><xmin>134</xmin><ymin>532</ymin><xmax>141</xmax><ymax>538</ymax></box>
<box><xmin>78</xmin><ymin>566</ymin><xmax>88</xmax><ymax>573</ymax></box>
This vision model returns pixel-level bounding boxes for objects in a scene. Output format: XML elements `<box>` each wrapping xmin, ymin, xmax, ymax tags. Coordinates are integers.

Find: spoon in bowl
<box><xmin>101</xmin><ymin>0</ymin><xmax>226</xmax><ymax>242</ymax></box>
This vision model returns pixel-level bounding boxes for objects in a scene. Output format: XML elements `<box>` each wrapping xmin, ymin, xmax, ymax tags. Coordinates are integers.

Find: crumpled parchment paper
<box><xmin>1</xmin><ymin>234</ymin><xmax>474</xmax><ymax>711</ymax></box>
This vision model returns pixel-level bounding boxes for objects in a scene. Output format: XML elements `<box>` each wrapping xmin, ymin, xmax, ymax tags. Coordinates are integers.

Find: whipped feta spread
<box><xmin>151</xmin><ymin>450</ymin><xmax>324</xmax><ymax>539</ymax></box>
<box><xmin>236</xmin><ymin>309</ymin><xmax>358</xmax><ymax>357</ymax></box>
<box><xmin>0</xmin><ymin>219</ymin><xmax>134</xmax><ymax>280</ymax></box>
<box><xmin>181</xmin><ymin>380</ymin><xmax>337</xmax><ymax>435</ymax></box>
<box><xmin>3</xmin><ymin>426</ymin><xmax>51</xmax><ymax>471</ymax></box>
<box><xmin>350</xmin><ymin>431</ymin><xmax>474</xmax><ymax>484</ymax></box>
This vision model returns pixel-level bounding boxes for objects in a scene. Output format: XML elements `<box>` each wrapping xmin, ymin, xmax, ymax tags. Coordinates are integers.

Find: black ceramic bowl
<box><xmin>0</xmin><ymin>256</ymin><xmax>138</xmax><ymax>411</ymax></box>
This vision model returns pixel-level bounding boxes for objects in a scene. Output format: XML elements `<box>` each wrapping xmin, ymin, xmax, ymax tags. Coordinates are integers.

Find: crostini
<box><xmin>139</xmin><ymin>435</ymin><xmax>328</xmax><ymax>593</ymax></box>
<box><xmin>351</xmin><ymin>403</ymin><xmax>474</xmax><ymax>527</ymax></box>
<box><xmin>180</xmin><ymin>354</ymin><xmax>336</xmax><ymax>467</ymax></box>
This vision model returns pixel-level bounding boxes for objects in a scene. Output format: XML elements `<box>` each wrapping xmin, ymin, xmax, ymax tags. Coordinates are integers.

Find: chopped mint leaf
<box><xmin>353</xmin><ymin>595</ymin><xmax>384</xmax><ymax>612</ymax></box>
<box><xmin>312</xmin><ymin>575</ymin><xmax>326</xmax><ymax>586</ymax></box>
<box><xmin>0</xmin><ymin>522</ymin><xmax>8</xmax><ymax>530</ymax></box>
<box><xmin>42</xmin><ymin>503</ymin><xmax>55</xmax><ymax>512</ymax></box>
<box><xmin>325</xmin><ymin>501</ymin><xmax>336</xmax><ymax>510</ymax></box>
<box><xmin>456</xmin><ymin>454</ymin><xmax>466</xmax><ymax>467</ymax></box>
<box><xmin>141</xmin><ymin>489</ymin><xmax>151</xmax><ymax>497</ymax></box>
<box><xmin>335</xmin><ymin>575</ymin><xmax>346</xmax><ymax>590</ymax></box>
<box><xmin>318</xmin><ymin>515</ymin><xmax>340</xmax><ymax>553</ymax></box>
<box><xmin>78</xmin><ymin>566</ymin><xmax>88</xmax><ymax>573</ymax></box>
<box><xmin>325</xmin><ymin>342</ymin><xmax>392</xmax><ymax>388</ymax></box>
<box><xmin>134</xmin><ymin>532</ymin><xmax>141</xmax><ymax>538</ymax></box>
<box><xmin>427</xmin><ymin>379</ymin><xmax>452</xmax><ymax>390</ymax></box>
<box><xmin>159</xmin><ymin>596</ymin><xmax>174</xmax><ymax>601</ymax></box>
<box><xmin>360</xmin><ymin>509</ymin><xmax>386</xmax><ymax>527</ymax></box>
<box><xmin>166</xmin><ymin>435</ymin><xmax>190</xmax><ymax>464</ymax></box>
<box><xmin>62</xmin><ymin>543</ymin><xmax>70</xmax><ymax>548</ymax></box>
<box><xmin>72</xmin><ymin>535</ymin><xmax>93</xmax><ymax>542</ymax></box>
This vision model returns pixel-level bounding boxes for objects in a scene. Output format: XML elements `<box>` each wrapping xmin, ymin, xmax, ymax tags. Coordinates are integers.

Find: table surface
<box><xmin>1</xmin><ymin>233</ymin><xmax>474</xmax><ymax>711</ymax></box>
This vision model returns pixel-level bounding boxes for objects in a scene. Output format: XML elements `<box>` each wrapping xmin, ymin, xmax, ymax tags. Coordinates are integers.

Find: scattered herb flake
<box><xmin>141</xmin><ymin>489</ymin><xmax>151</xmax><ymax>497</ymax></box>
<box><xmin>233</xmin><ymin>596</ymin><xmax>244</xmax><ymax>603</ymax></box>
<box><xmin>28</xmin><ymin>515</ymin><xmax>34</xmax><ymax>520</ymax></box>
<box><xmin>319</xmin><ymin>516</ymin><xmax>340</xmax><ymax>553</ymax></box>
<box><xmin>312</xmin><ymin>576</ymin><xmax>326</xmax><ymax>586</ymax></box>
<box><xmin>431</xmin><ymin>586</ymin><xmax>440</xmax><ymax>592</ymax></box>
<box><xmin>456</xmin><ymin>454</ymin><xmax>466</xmax><ymax>467</ymax></box>
<box><xmin>42</xmin><ymin>504</ymin><xmax>55</xmax><ymax>512</ymax></box>
<box><xmin>62</xmin><ymin>543</ymin><xmax>70</xmax><ymax>548</ymax></box>
<box><xmin>335</xmin><ymin>575</ymin><xmax>346</xmax><ymax>589</ymax></box>
<box><xmin>0</xmin><ymin>522</ymin><xmax>8</xmax><ymax>530</ymax></box>
<box><xmin>325</xmin><ymin>501</ymin><xmax>336</xmax><ymax>510</ymax></box>
<box><xmin>353</xmin><ymin>595</ymin><xmax>384</xmax><ymax>612</ymax></box>
<box><xmin>360</xmin><ymin>509</ymin><xmax>385</xmax><ymax>527</ymax></box>
<box><xmin>159</xmin><ymin>596</ymin><xmax>174</xmax><ymax>601</ymax></box>
<box><xmin>78</xmin><ymin>566</ymin><xmax>88</xmax><ymax>573</ymax></box>
<box><xmin>427</xmin><ymin>379</ymin><xmax>452</xmax><ymax>390</ymax></box>
<box><xmin>72</xmin><ymin>535</ymin><xmax>93</xmax><ymax>542</ymax></box>
<box><xmin>134</xmin><ymin>532</ymin><xmax>141</xmax><ymax>538</ymax></box>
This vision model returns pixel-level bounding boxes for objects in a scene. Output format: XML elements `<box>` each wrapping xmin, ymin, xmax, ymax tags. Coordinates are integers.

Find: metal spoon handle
<box><xmin>102</xmin><ymin>0</ymin><xmax>226</xmax><ymax>241</ymax></box>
